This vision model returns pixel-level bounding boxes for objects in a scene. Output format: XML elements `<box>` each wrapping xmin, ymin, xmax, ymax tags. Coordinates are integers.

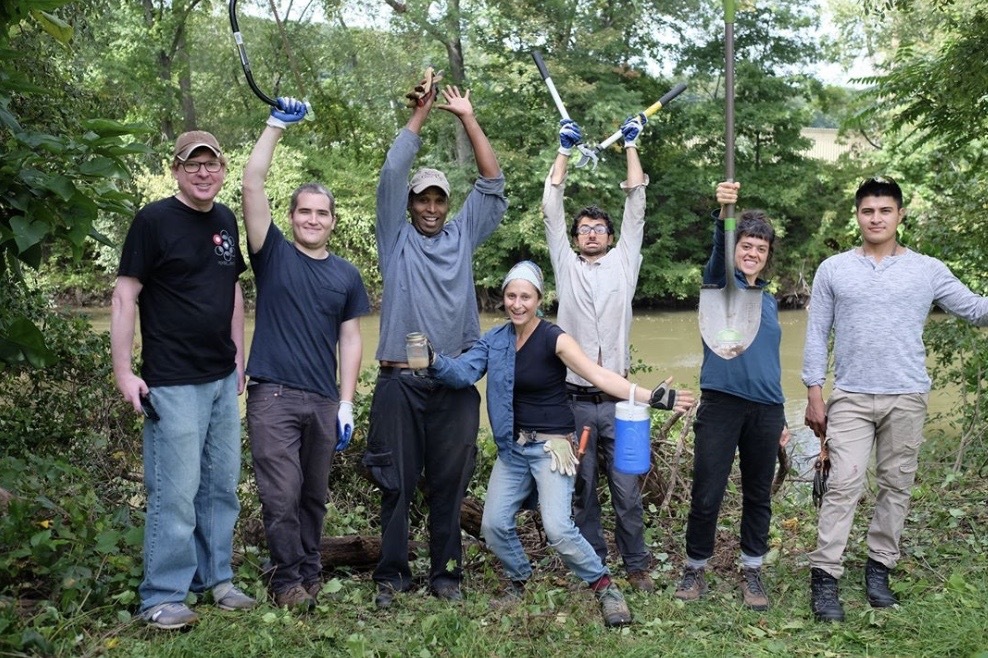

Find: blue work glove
<box><xmin>558</xmin><ymin>118</ymin><xmax>583</xmax><ymax>156</ymax></box>
<box><xmin>335</xmin><ymin>400</ymin><xmax>354</xmax><ymax>452</ymax></box>
<box><xmin>621</xmin><ymin>113</ymin><xmax>646</xmax><ymax>148</ymax></box>
<box><xmin>267</xmin><ymin>96</ymin><xmax>307</xmax><ymax>129</ymax></box>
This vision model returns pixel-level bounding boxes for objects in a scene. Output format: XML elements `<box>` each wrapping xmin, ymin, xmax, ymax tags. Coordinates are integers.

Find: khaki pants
<box><xmin>808</xmin><ymin>389</ymin><xmax>928</xmax><ymax>579</ymax></box>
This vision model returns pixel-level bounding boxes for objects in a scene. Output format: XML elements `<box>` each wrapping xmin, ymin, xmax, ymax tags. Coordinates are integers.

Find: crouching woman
<box><xmin>428</xmin><ymin>260</ymin><xmax>694</xmax><ymax>627</ymax></box>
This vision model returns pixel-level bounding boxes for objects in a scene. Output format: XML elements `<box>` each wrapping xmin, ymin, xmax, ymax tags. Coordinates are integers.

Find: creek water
<box><xmin>81</xmin><ymin>306</ymin><xmax>956</xmax><ymax>477</ymax></box>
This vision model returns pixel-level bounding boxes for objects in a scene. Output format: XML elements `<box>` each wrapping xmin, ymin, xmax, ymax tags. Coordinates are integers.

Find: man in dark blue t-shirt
<box><xmin>242</xmin><ymin>98</ymin><xmax>371</xmax><ymax>610</ymax></box>
<box><xmin>111</xmin><ymin>130</ymin><xmax>255</xmax><ymax>630</ymax></box>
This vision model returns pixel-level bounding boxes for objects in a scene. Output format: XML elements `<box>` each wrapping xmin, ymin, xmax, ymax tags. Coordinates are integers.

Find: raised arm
<box><xmin>437</xmin><ymin>86</ymin><xmax>500</xmax><ymax>178</ymax></box>
<box><xmin>242</xmin><ymin>97</ymin><xmax>308</xmax><ymax>254</ymax></box>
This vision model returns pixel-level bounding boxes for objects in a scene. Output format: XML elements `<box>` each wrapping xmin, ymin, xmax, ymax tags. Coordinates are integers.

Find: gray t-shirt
<box><xmin>802</xmin><ymin>248</ymin><xmax>988</xmax><ymax>394</ymax></box>
<box><xmin>375</xmin><ymin>128</ymin><xmax>508</xmax><ymax>362</ymax></box>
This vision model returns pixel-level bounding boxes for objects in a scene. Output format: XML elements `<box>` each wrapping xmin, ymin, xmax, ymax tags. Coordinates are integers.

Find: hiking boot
<box><xmin>213</xmin><ymin>582</ymin><xmax>257</xmax><ymax>611</ymax></box>
<box><xmin>274</xmin><ymin>584</ymin><xmax>316</xmax><ymax>610</ymax></box>
<box><xmin>674</xmin><ymin>566</ymin><xmax>708</xmax><ymax>601</ymax></box>
<box><xmin>432</xmin><ymin>581</ymin><xmax>464</xmax><ymax>602</ymax></box>
<box><xmin>491</xmin><ymin>580</ymin><xmax>525</xmax><ymax>608</ymax></box>
<box><xmin>627</xmin><ymin>570</ymin><xmax>656</xmax><ymax>593</ymax></box>
<box><xmin>375</xmin><ymin>585</ymin><xmax>397</xmax><ymax>610</ymax></box>
<box><xmin>810</xmin><ymin>567</ymin><xmax>845</xmax><ymax>622</ymax></box>
<box><xmin>739</xmin><ymin>567</ymin><xmax>770</xmax><ymax>611</ymax></box>
<box><xmin>595</xmin><ymin>583</ymin><xmax>633</xmax><ymax>627</ymax></box>
<box><xmin>865</xmin><ymin>558</ymin><xmax>898</xmax><ymax>608</ymax></box>
<box><xmin>143</xmin><ymin>602</ymin><xmax>198</xmax><ymax>630</ymax></box>
<box><xmin>303</xmin><ymin>580</ymin><xmax>323</xmax><ymax>601</ymax></box>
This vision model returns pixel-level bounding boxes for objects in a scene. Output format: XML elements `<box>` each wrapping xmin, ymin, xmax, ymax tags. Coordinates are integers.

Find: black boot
<box><xmin>810</xmin><ymin>568</ymin><xmax>845</xmax><ymax>622</ymax></box>
<box><xmin>865</xmin><ymin>558</ymin><xmax>898</xmax><ymax>608</ymax></box>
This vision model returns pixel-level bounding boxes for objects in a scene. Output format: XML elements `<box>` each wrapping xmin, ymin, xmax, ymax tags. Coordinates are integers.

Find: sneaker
<box><xmin>274</xmin><ymin>584</ymin><xmax>316</xmax><ymax>610</ymax></box>
<box><xmin>810</xmin><ymin>567</ymin><xmax>845</xmax><ymax>622</ymax></box>
<box><xmin>143</xmin><ymin>602</ymin><xmax>198</xmax><ymax>630</ymax></box>
<box><xmin>213</xmin><ymin>582</ymin><xmax>257</xmax><ymax>611</ymax></box>
<box><xmin>303</xmin><ymin>580</ymin><xmax>323</xmax><ymax>601</ymax></box>
<box><xmin>491</xmin><ymin>580</ymin><xmax>525</xmax><ymax>608</ymax></box>
<box><xmin>627</xmin><ymin>570</ymin><xmax>656</xmax><ymax>593</ymax></box>
<box><xmin>740</xmin><ymin>567</ymin><xmax>769</xmax><ymax>611</ymax></box>
<box><xmin>674</xmin><ymin>566</ymin><xmax>708</xmax><ymax>601</ymax></box>
<box><xmin>864</xmin><ymin>558</ymin><xmax>898</xmax><ymax>608</ymax></box>
<box><xmin>432</xmin><ymin>581</ymin><xmax>464</xmax><ymax>602</ymax></box>
<box><xmin>595</xmin><ymin>583</ymin><xmax>633</xmax><ymax>627</ymax></box>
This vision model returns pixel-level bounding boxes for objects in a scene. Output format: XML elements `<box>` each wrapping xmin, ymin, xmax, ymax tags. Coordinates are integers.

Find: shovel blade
<box><xmin>698</xmin><ymin>285</ymin><xmax>763</xmax><ymax>359</ymax></box>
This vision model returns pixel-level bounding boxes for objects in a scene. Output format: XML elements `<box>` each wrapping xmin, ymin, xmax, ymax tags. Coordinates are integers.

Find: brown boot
<box><xmin>274</xmin><ymin>584</ymin><xmax>315</xmax><ymax>611</ymax></box>
<box><xmin>674</xmin><ymin>566</ymin><xmax>708</xmax><ymax>601</ymax></box>
<box><xmin>739</xmin><ymin>567</ymin><xmax>769</xmax><ymax>611</ymax></box>
<box><xmin>627</xmin><ymin>570</ymin><xmax>656</xmax><ymax>593</ymax></box>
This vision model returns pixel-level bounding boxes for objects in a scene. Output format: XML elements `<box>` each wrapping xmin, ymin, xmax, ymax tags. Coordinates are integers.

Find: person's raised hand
<box><xmin>558</xmin><ymin>118</ymin><xmax>582</xmax><ymax>156</ymax></box>
<box><xmin>715</xmin><ymin>181</ymin><xmax>740</xmax><ymax>207</ymax></box>
<box><xmin>437</xmin><ymin>86</ymin><xmax>473</xmax><ymax>118</ymax></box>
<box><xmin>267</xmin><ymin>96</ymin><xmax>307</xmax><ymax>129</ymax></box>
<box><xmin>621</xmin><ymin>113</ymin><xmax>646</xmax><ymax>148</ymax></box>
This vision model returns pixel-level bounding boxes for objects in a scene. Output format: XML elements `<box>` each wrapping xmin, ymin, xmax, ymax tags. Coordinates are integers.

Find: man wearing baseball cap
<box><xmin>364</xmin><ymin>79</ymin><xmax>507</xmax><ymax>609</ymax></box>
<box><xmin>111</xmin><ymin>130</ymin><xmax>255</xmax><ymax>630</ymax></box>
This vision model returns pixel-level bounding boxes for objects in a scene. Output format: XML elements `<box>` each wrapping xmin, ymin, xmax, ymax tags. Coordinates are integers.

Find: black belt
<box><xmin>566</xmin><ymin>384</ymin><xmax>620</xmax><ymax>404</ymax></box>
<box><xmin>379</xmin><ymin>365</ymin><xmax>419</xmax><ymax>376</ymax></box>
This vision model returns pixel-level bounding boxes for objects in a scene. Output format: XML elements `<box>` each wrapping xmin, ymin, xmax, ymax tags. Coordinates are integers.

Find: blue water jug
<box><xmin>614</xmin><ymin>385</ymin><xmax>651</xmax><ymax>474</ymax></box>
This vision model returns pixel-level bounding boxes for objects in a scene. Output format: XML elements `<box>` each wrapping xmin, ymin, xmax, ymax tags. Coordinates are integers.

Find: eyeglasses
<box><xmin>180</xmin><ymin>160</ymin><xmax>223</xmax><ymax>174</ymax></box>
<box><xmin>576</xmin><ymin>225</ymin><xmax>609</xmax><ymax>235</ymax></box>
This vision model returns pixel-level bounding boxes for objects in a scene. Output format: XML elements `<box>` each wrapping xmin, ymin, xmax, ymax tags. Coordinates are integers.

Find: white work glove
<box><xmin>544</xmin><ymin>437</ymin><xmax>579</xmax><ymax>477</ymax></box>
<box><xmin>267</xmin><ymin>96</ymin><xmax>308</xmax><ymax>130</ymax></box>
<box><xmin>335</xmin><ymin>401</ymin><xmax>354</xmax><ymax>452</ymax></box>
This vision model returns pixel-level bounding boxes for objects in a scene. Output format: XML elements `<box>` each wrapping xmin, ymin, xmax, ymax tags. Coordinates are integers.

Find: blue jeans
<box><xmin>686</xmin><ymin>390</ymin><xmax>784</xmax><ymax>562</ymax></box>
<box><xmin>481</xmin><ymin>440</ymin><xmax>608</xmax><ymax>584</ymax></box>
<box><xmin>247</xmin><ymin>383</ymin><xmax>338</xmax><ymax>593</ymax></box>
<box><xmin>139</xmin><ymin>370</ymin><xmax>242</xmax><ymax>612</ymax></box>
<box><xmin>571</xmin><ymin>399</ymin><xmax>649</xmax><ymax>572</ymax></box>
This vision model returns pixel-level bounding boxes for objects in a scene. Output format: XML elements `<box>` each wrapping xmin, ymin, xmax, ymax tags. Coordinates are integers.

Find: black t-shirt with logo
<box><xmin>118</xmin><ymin>196</ymin><xmax>246</xmax><ymax>386</ymax></box>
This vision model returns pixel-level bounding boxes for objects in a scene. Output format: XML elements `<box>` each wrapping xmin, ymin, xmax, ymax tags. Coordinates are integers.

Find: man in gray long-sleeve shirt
<box><xmin>801</xmin><ymin>176</ymin><xmax>988</xmax><ymax>622</ymax></box>
<box><xmin>363</xmin><ymin>82</ymin><xmax>507</xmax><ymax>609</ymax></box>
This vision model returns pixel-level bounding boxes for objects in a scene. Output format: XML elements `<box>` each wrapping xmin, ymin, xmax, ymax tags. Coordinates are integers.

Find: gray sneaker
<box><xmin>213</xmin><ymin>582</ymin><xmax>257</xmax><ymax>611</ymax></box>
<box><xmin>595</xmin><ymin>583</ymin><xmax>633</xmax><ymax>627</ymax></box>
<box><xmin>143</xmin><ymin>602</ymin><xmax>198</xmax><ymax>630</ymax></box>
<box><xmin>674</xmin><ymin>566</ymin><xmax>708</xmax><ymax>601</ymax></box>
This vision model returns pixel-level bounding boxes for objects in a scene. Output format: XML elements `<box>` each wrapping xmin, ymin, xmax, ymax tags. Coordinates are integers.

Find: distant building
<box><xmin>800</xmin><ymin>127</ymin><xmax>874</xmax><ymax>162</ymax></box>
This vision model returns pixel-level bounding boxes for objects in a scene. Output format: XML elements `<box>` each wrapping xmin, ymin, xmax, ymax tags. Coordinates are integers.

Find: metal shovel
<box><xmin>698</xmin><ymin>0</ymin><xmax>763</xmax><ymax>359</ymax></box>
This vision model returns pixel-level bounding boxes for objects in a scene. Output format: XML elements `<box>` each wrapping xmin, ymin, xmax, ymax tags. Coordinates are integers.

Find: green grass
<box><xmin>81</xmin><ymin>468</ymin><xmax>988</xmax><ymax>658</ymax></box>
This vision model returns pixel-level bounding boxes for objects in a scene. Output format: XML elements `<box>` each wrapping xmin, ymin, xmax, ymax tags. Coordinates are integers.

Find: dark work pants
<box><xmin>686</xmin><ymin>390</ymin><xmax>784</xmax><ymax>562</ymax></box>
<box><xmin>365</xmin><ymin>370</ymin><xmax>480</xmax><ymax>591</ymax></box>
<box><xmin>571</xmin><ymin>399</ymin><xmax>649</xmax><ymax>572</ymax></box>
<box><xmin>247</xmin><ymin>383</ymin><xmax>339</xmax><ymax>593</ymax></box>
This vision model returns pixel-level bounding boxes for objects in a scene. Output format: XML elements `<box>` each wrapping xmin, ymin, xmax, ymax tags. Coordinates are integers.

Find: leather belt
<box><xmin>566</xmin><ymin>384</ymin><xmax>620</xmax><ymax>404</ymax></box>
<box><xmin>379</xmin><ymin>365</ymin><xmax>419</xmax><ymax>376</ymax></box>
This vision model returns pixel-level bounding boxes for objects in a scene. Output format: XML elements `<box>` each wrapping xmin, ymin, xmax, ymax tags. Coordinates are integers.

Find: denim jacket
<box><xmin>431</xmin><ymin>322</ymin><xmax>518</xmax><ymax>457</ymax></box>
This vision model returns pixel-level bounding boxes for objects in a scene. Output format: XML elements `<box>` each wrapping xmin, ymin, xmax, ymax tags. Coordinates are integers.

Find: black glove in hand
<box><xmin>648</xmin><ymin>383</ymin><xmax>677</xmax><ymax>410</ymax></box>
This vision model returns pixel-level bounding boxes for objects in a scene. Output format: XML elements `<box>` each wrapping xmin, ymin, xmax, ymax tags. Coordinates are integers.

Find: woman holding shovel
<box><xmin>675</xmin><ymin>182</ymin><xmax>789</xmax><ymax>611</ymax></box>
<box><xmin>423</xmin><ymin>261</ymin><xmax>693</xmax><ymax>627</ymax></box>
